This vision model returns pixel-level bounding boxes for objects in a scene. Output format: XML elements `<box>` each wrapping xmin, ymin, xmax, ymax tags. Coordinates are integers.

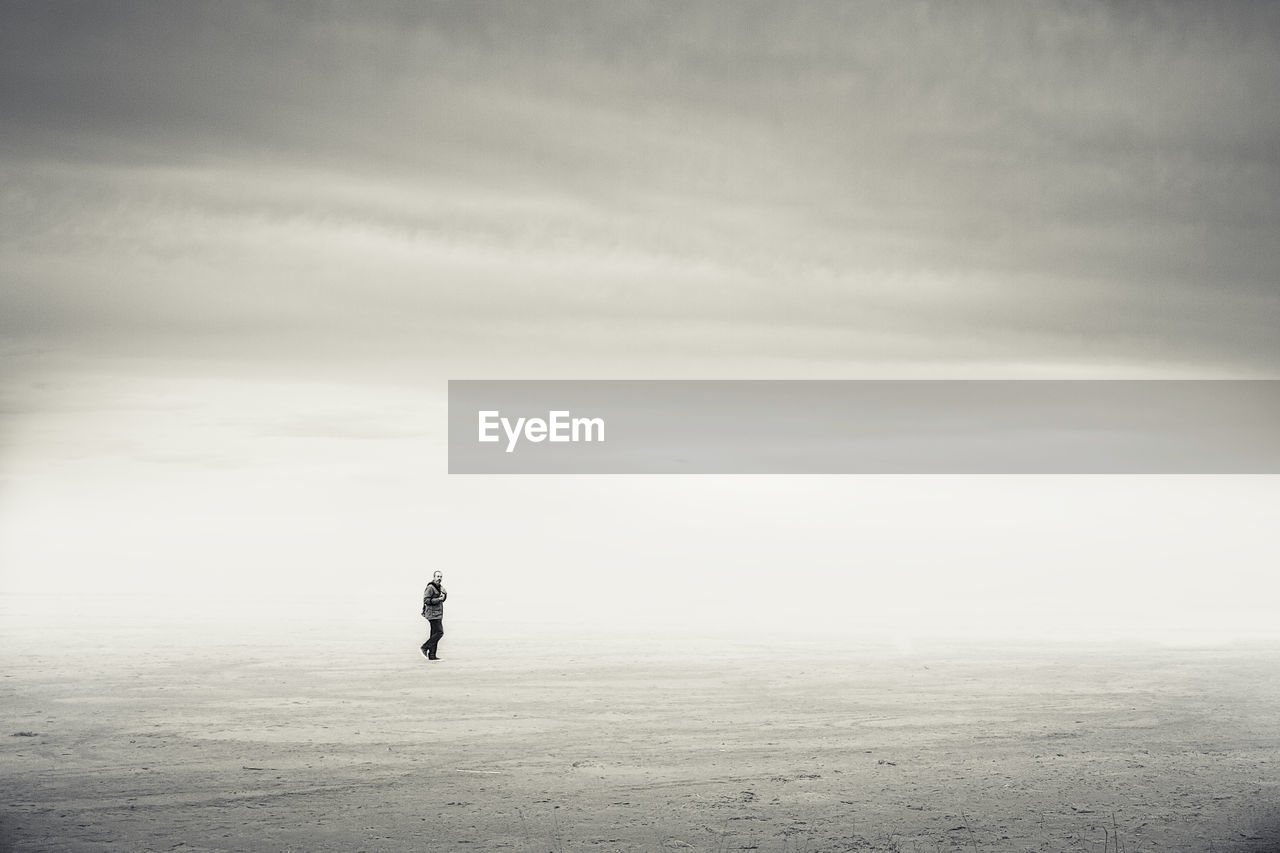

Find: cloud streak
<box><xmin>2</xmin><ymin>0</ymin><xmax>1278</xmax><ymax>383</ymax></box>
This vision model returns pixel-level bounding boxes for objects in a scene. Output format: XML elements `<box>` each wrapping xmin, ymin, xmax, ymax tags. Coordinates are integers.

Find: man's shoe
<box><xmin>428</xmin><ymin>654</ymin><xmax>439</xmax><ymax>660</ymax></box>
<box><xmin>420</xmin><ymin>647</ymin><xmax>430</xmax><ymax>658</ymax></box>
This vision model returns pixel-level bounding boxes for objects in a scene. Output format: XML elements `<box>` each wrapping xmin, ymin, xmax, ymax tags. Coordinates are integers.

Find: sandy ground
<box><xmin>3</xmin><ymin>613</ymin><xmax>1280</xmax><ymax>852</ymax></box>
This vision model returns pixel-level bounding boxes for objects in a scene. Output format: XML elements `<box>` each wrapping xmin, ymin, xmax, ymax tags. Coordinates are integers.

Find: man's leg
<box><xmin>427</xmin><ymin>618</ymin><xmax>444</xmax><ymax>658</ymax></box>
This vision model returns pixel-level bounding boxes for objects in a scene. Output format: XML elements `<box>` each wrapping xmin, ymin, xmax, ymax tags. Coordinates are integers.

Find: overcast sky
<box><xmin>2</xmin><ymin>2</ymin><xmax>1278</xmax><ymax>641</ymax></box>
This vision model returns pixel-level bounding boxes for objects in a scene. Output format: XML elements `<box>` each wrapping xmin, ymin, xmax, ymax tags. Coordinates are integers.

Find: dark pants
<box><xmin>422</xmin><ymin>618</ymin><xmax>444</xmax><ymax>657</ymax></box>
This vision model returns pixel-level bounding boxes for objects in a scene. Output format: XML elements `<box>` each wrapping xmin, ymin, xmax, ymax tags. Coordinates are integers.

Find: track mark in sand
<box><xmin>451</xmin><ymin>768</ymin><xmax>504</xmax><ymax>774</ymax></box>
<box><xmin>28</xmin><ymin>775</ymin><xmax>416</xmax><ymax>815</ymax></box>
<box><xmin>616</xmin><ymin>775</ymin><xmax>756</xmax><ymax>792</ymax></box>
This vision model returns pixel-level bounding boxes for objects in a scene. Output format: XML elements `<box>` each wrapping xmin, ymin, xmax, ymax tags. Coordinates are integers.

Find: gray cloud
<box><xmin>2</xmin><ymin>0</ymin><xmax>1279</xmax><ymax>379</ymax></box>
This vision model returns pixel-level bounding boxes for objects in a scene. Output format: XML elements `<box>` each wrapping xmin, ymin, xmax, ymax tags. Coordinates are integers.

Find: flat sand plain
<box><xmin>3</xmin><ymin>615</ymin><xmax>1280</xmax><ymax>852</ymax></box>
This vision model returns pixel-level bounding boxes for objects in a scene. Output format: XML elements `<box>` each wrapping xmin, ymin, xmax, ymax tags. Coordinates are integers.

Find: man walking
<box><xmin>420</xmin><ymin>571</ymin><xmax>447</xmax><ymax>660</ymax></box>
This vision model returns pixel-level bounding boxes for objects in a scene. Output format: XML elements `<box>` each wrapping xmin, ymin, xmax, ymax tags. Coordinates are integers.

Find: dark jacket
<box><xmin>422</xmin><ymin>581</ymin><xmax>447</xmax><ymax>620</ymax></box>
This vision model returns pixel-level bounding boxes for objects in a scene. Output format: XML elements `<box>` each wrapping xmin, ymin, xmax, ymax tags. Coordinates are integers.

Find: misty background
<box><xmin>2</xmin><ymin>1</ymin><xmax>1278</xmax><ymax>645</ymax></box>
